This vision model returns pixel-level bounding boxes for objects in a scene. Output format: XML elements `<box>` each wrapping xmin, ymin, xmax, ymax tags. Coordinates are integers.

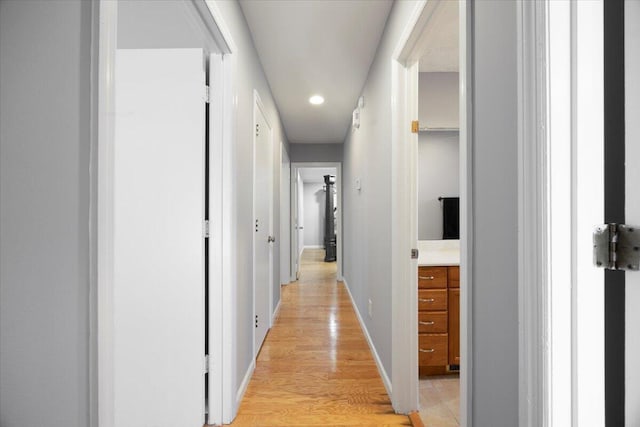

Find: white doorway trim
<box><xmin>290</xmin><ymin>162</ymin><xmax>343</xmax><ymax>281</ymax></box>
<box><xmin>95</xmin><ymin>1</ymin><xmax>237</xmax><ymax>425</ymax></box>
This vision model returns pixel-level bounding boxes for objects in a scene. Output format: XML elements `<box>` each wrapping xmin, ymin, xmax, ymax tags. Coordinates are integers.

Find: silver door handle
<box><xmin>419</xmin><ymin>321</ymin><xmax>435</xmax><ymax>326</ymax></box>
<box><xmin>268</xmin><ymin>235</ymin><xmax>276</xmax><ymax>243</ymax></box>
<box><xmin>419</xmin><ymin>276</ymin><xmax>435</xmax><ymax>280</ymax></box>
<box><xmin>418</xmin><ymin>298</ymin><xmax>435</xmax><ymax>303</ymax></box>
<box><xmin>419</xmin><ymin>348</ymin><xmax>435</xmax><ymax>353</ymax></box>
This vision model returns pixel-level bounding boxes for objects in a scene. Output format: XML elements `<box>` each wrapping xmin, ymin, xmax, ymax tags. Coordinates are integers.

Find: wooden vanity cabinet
<box><xmin>418</xmin><ymin>265</ymin><xmax>460</xmax><ymax>375</ymax></box>
<box><xmin>448</xmin><ymin>287</ymin><xmax>460</xmax><ymax>365</ymax></box>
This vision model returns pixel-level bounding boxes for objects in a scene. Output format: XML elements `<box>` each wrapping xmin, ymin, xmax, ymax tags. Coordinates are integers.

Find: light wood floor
<box><xmin>227</xmin><ymin>249</ymin><xmax>412</xmax><ymax>426</ymax></box>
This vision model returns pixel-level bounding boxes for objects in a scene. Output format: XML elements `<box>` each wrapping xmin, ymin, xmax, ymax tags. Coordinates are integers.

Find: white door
<box><xmin>280</xmin><ymin>143</ymin><xmax>291</xmax><ymax>284</ymax></box>
<box><xmin>254</xmin><ymin>100</ymin><xmax>273</xmax><ymax>355</ymax></box>
<box><xmin>113</xmin><ymin>49</ymin><xmax>205</xmax><ymax>426</ymax></box>
<box><xmin>296</xmin><ymin>171</ymin><xmax>305</xmax><ymax>277</ymax></box>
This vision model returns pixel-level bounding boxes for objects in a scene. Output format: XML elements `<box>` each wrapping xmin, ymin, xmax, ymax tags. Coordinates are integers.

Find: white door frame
<box><xmin>95</xmin><ymin>1</ymin><xmax>237</xmax><ymax>425</ymax></box>
<box><xmin>390</xmin><ymin>1</ymin><xmax>551</xmax><ymax>425</ymax></box>
<box><xmin>290</xmin><ymin>162</ymin><xmax>343</xmax><ymax>281</ymax></box>
<box><xmin>546</xmin><ymin>1</ymin><xmax>606</xmax><ymax>426</ymax></box>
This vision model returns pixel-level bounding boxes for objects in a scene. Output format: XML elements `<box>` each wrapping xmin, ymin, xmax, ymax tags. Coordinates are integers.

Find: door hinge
<box><xmin>255</xmin><ymin>314</ymin><xmax>259</xmax><ymax>328</ymax></box>
<box><xmin>411</xmin><ymin>248</ymin><xmax>419</xmax><ymax>259</ymax></box>
<box><xmin>205</xmin><ymin>85</ymin><xmax>211</xmax><ymax>103</ymax></box>
<box><xmin>256</xmin><ymin>123</ymin><xmax>260</xmax><ymax>137</ymax></box>
<box><xmin>593</xmin><ymin>223</ymin><xmax>640</xmax><ymax>271</ymax></box>
<box><xmin>411</xmin><ymin>120</ymin><xmax>420</xmax><ymax>134</ymax></box>
<box><xmin>203</xmin><ymin>220</ymin><xmax>210</xmax><ymax>238</ymax></box>
<box><xmin>204</xmin><ymin>355</ymin><xmax>209</xmax><ymax>374</ymax></box>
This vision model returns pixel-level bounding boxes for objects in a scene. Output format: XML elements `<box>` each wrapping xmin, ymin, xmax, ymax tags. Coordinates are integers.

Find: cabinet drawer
<box><xmin>419</xmin><ymin>334</ymin><xmax>448</xmax><ymax>366</ymax></box>
<box><xmin>418</xmin><ymin>266</ymin><xmax>448</xmax><ymax>289</ymax></box>
<box><xmin>418</xmin><ymin>289</ymin><xmax>447</xmax><ymax>311</ymax></box>
<box><xmin>448</xmin><ymin>266</ymin><xmax>460</xmax><ymax>288</ymax></box>
<box><xmin>418</xmin><ymin>311</ymin><xmax>448</xmax><ymax>333</ymax></box>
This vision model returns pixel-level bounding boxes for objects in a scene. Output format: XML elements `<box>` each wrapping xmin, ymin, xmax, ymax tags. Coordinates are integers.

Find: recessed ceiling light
<box><xmin>309</xmin><ymin>95</ymin><xmax>325</xmax><ymax>105</ymax></box>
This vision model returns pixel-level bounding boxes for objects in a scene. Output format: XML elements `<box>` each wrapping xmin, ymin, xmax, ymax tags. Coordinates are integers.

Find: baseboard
<box><xmin>235</xmin><ymin>359</ymin><xmax>255</xmax><ymax>411</ymax></box>
<box><xmin>303</xmin><ymin>245</ymin><xmax>323</xmax><ymax>249</ymax></box>
<box><xmin>341</xmin><ymin>278</ymin><xmax>392</xmax><ymax>397</ymax></box>
<box><xmin>272</xmin><ymin>297</ymin><xmax>282</xmax><ymax>326</ymax></box>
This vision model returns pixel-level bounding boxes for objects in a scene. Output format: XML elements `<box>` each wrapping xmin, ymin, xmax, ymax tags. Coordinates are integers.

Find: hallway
<box><xmin>229</xmin><ymin>249</ymin><xmax>412</xmax><ymax>426</ymax></box>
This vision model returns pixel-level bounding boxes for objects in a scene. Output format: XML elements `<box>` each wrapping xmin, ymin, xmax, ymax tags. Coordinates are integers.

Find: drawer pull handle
<box><xmin>419</xmin><ymin>348</ymin><xmax>435</xmax><ymax>353</ymax></box>
<box><xmin>419</xmin><ymin>276</ymin><xmax>435</xmax><ymax>280</ymax></box>
<box><xmin>419</xmin><ymin>321</ymin><xmax>435</xmax><ymax>326</ymax></box>
<box><xmin>419</xmin><ymin>298</ymin><xmax>435</xmax><ymax>303</ymax></box>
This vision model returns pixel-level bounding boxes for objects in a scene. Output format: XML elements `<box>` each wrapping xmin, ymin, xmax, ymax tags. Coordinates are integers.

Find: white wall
<box><xmin>303</xmin><ymin>183</ymin><xmax>325</xmax><ymax>247</ymax></box>
<box><xmin>626</xmin><ymin>1</ymin><xmax>640</xmax><ymax>424</ymax></box>
<box><xmin>418</xmin><ymin>72</ymin><xmax>459</xmax><ymax>128</ymax></box>
<box><xmin>418</xmin><ymin>132</ymin><xmax>459</xmax><ymax>240</ymax></box>
<box><xmin>0</xmin><ymin>1</ymin><xmax>94</xmax><ymax>426</ymax></box>
<box><xmin>202</xmin><ymin>0</ymin><xmax>290</xmax><ymax>413</ymax></box>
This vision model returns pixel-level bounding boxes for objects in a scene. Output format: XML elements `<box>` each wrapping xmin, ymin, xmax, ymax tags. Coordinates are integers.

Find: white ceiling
<box><xmin>418</xmin><ymin>1</ymin><xmax>459</xmax><ymax>72</ymax></box>
<box><xmin>299</xmin><ymin>167</ymin><xmax>336</xmax><ymax>184</ymax></box>
<box><xmin>239</xmin><ymin>0</ymin><xmax>393</xmax><ymax>144</ymax></box>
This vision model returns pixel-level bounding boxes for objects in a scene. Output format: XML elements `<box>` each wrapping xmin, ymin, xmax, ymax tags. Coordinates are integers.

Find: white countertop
<box><xmin>417</xmin><ymin>240</ymin><xmax>460</xmax><ymax>266</ymax></box>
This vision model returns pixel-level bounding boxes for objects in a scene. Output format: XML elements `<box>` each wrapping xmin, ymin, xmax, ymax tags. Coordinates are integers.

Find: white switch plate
<box><xmin>368</xmin><ymin>299</ymin><xmax>373</xmax><ymax>318</ymax></box>
<box><xmin>355</xmin><ymin>178</ymin><xmax>361</xmax><ymax>191</ymax></box>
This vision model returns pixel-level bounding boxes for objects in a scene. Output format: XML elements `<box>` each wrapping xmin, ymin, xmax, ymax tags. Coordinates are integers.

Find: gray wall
<box><xmin>341</xmin><ymin>0</ymin><xmax>420</xmax><ymax>381</ymax></box>
<box><xmin>289</xmin><ymin>143</ymin><xmax>343</xmax><ymax>163</ymax></box>
<box><xmin>213</xmin><ymin>0</ymin><xmax>289</xmax><ymax>410</ymax></box>
<box><xmin>417</xmin><ymin>72</ymin><xmax>460</xmax><ymax>240</ymax></box>
<box><xmin>470</xmin><ymin>1</ymin><xmax>519</xmax><ymax>425</ymax></box>
<box><xmin>303</xmin><ymin>183</ymin><xmax>325</xmax><ymax>247</ymax></box>
<box><xmin>418</xmin><ymin>132</ymin><xmax>459</xmax><ymax>240</ymax></box>
<box><xmin>0</xmin><ymin>1</ymin><xmax>94</xmax><ymax>426</ymax></box>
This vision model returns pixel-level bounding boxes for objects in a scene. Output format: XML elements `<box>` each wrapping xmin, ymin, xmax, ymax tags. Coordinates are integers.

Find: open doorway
<box><xmin>389</xmin><ymin>0</ymin><xmax>467</xmax><ymax>422</ymax></box>
<box><xmin>291</xmin><ymin>163</ymin><xmax>343</xmax><ymax>282</ymax></box>
<box><xmin>405</xmin><ymin>2</ymin><xmax>462</xmax><ymax>425</ymax></box>
<box><xmin>415</xmin><ymin>27</ymin><xmax>461</xmax><ymax>427</ymax></box>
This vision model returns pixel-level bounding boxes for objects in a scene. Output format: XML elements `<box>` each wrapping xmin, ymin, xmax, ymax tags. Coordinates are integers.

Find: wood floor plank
<box><xmin>225</xmin><ymin>249</ymin><xmax>410</xmax><ymax>426</ymax></box>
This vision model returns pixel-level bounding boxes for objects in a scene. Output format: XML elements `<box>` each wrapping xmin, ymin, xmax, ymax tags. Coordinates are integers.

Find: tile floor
<box><xmin>419</xmin><ymin>375</ymin><xmax>460</xmax><ymax>427</ymax></box>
